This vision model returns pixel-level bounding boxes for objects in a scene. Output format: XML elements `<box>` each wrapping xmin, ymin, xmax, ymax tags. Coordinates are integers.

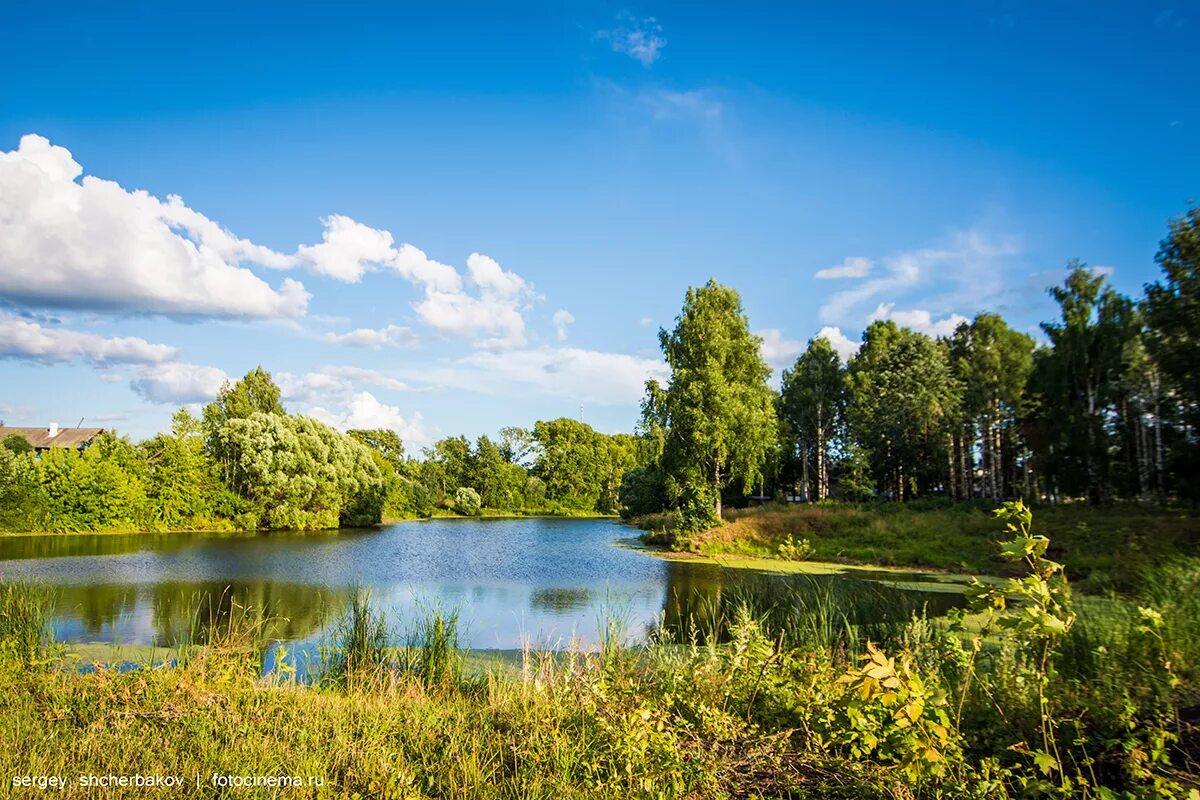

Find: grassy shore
<box><xmin>0</xmin><ymin>508</ymin><xmax>617</xmax><ymax>537</ymax></box>
<box><xmin>4</xmin><ymin>506</ymin><xmax>1200</xmax><ymax>797</ymax></box>
<box><xmin>634</xmin><ymin>501</ymin><xmax>1200</xmax><ymax>593</ymax></box>
<box><xmin>3</xmin><ymin>559</ymin><xmax>1199</xmax><ymax>798</ymax></box>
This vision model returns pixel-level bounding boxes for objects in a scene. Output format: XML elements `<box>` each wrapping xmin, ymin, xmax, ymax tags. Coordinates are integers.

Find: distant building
<box><xmin>0</xmin><ymin>423</ymin><xmax>104</xmax><ymax>453</ymax></box>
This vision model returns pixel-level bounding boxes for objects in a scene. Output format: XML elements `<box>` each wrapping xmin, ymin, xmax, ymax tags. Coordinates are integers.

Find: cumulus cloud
<box><xmin>756</xmin><ymin>328</ymin><xmax>804</xmax><ymax>367</ymax></box>
<box><xmin>292</xmin><ymin>219</ymin><xmax>536</xmax><ymax>348</ymax></box>
<box><xmin>323</xmin><ymin>324</ymin><xmax>418</xmax><ymax>349</ymax></box>
<box><xmin>815</xmin><ymin>326</ymin><xmax>862</xmax><ymax>362</ymax></box>
<box><xmin>295</xmin><ymin>214</ymin><xmax>397</xmax><ymax>282</ymax></box>
<box><xmin>276</xmin><ymin>366</ymin><xmax>424</xmax><ymax>445</ymax></box>
<box><xmin>815</xmin><ymin>256</ymin><xmax>873</xmax><ymax>280</ymax></box>
<box><xmin>306</xmin><ymin>391</ymin><xmax>425</xmax><ymax>444</ymax></box>
<box><xmin>598</xmin><ymin>13</ymin><xmax>666</xmax><ymax>66</ymax></box>
<box><xmin>0</xmin><ymin>315</ymin><xmax>177</xmax><ymax>365</ymax></box>
<box><xmin>0</xmin><ymin>135</ymin><xmax>539</xmax><ymax>345</ymax></box>
<box><xmin>868</xmin><ymin>303</ymin><xmax>969</xmax><ymax>338</ymax></box>
<box><xmin>553</xmin><ymin>309</ymin><xmax>575</xmax><ymax>341</ymax></box>
<box><xmin>413</xmin><ymin>253</ymin><xmax>535</xmax><ymax>348</ymax></box>
<box><xmin>130</xmin><ymin>362</ymin><xmax>230</xmax><ymax>403</ymax></box>
<box><xmin>0</xmin><ymin>135</ymin><xmax>309</xmax><ymax>318</ymax></box>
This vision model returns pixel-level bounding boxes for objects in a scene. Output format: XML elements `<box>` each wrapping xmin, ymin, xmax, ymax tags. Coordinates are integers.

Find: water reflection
<box><xmin>50</xmin><ymin>582</ymin><xmax>345</xmax><ymax>647</ymax></box>
<box><xmin>0</xmin><ymin>519</ymin><xmax>970</xmax><ymax>652</ymax></box>
<box><xmin>657</xmin><ymin>560</ymin><xmax>964</xmax><ymax>649</ymax></box>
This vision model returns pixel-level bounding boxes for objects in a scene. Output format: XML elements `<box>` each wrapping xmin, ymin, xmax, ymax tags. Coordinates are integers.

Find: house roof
<box><xmin>0</xmin><ymin>426</ymin><xmax>105</xmax><ymax>450</ymax></box>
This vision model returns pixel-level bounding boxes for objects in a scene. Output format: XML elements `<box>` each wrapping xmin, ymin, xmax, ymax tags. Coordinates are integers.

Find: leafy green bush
<box><xmin>215</xmin><ymin>413</ymin><xmax>384</xmax><ymax>530</ymax></box>
<box><xmin>453</xmin><ymin>486</ymin><xmax>482</xmax><ymax>516</ymax></box>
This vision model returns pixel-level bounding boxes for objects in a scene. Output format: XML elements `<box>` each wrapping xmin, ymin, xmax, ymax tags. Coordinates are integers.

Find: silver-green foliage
<box><xmin>216</xmin><ymin>412</ymin><xmax>384</xmax><ymax>530</ymax></box>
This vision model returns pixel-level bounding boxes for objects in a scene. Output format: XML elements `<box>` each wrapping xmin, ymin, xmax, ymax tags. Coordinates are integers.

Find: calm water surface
<box><xmin>0</xmin><ymin>518</ymin><xmax>966</xmax><ymax>652</ymax></box>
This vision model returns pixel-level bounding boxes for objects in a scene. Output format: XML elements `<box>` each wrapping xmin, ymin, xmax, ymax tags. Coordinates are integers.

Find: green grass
<box><xmin>2</xmin><ymin>582</ymin><xmax>1197</xmax><ymax>798</ymax></box>
<box><xmin>4</xmin><ymin>516</ymin><xmax>1200</xmax><ymax>798</ymax></box>
<box><xmin>635</xmin><ymin>501</ymin><xmax>1200</xmax><ymax>593</ymax></box>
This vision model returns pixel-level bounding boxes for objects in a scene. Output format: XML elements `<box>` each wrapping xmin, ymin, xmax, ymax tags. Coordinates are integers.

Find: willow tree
<box><xmin>647</xmin><ymin>279</ymin><xmax>777</xmax><ymax>527</ymax></box>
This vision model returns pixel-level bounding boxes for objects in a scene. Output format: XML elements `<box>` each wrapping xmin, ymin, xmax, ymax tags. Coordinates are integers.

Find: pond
<box><xmin>0</xmin><ymin>518</ymin><xmax>970</xmax><ymax>660</ymax></box>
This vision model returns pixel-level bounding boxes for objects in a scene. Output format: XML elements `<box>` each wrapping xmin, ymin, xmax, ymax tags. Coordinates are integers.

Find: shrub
<box><xmin>453</xmin><ymin>486</ymin><xmax>482</xmax><ymax>516</ymax></box>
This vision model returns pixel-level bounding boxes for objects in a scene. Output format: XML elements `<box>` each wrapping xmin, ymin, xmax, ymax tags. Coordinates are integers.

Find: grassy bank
<box><xmin>635</xmin><ymin>502</ymin><xmax>1200</xmax><ymax>593</ymax></box>
<box><xmin>397</xmin><ymin>507</ymin><xmax>617</xmax><ymax>522</ymax></box>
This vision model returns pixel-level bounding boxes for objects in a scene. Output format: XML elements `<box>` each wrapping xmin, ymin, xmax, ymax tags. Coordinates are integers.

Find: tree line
<box><xmin>622</xmin><ymin>207</ymin><xmax>1200</xmax><ymax>529</ymax></box>
<box><xmin>0</xmin><ymin>369</ymin><xmax>644</xmax><ymax>532</ymax></box>
<box><xmin>2</xmin><ymin>206</ymin><xmax>1195</xmax><ymax>533</ymax></box>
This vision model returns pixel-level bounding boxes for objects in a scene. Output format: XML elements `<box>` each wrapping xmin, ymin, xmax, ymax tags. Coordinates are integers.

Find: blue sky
<box><xmin>0</xmin><ymin>1</ymin><xmax>1196</xmax><ymax>447</ymax></box>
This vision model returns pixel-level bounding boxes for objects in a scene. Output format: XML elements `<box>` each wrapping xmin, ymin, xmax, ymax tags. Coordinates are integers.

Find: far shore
<box><xmin>0</xmin><ymin>511</ymin><xmax>620</xmax><ymax>538</ymax></box>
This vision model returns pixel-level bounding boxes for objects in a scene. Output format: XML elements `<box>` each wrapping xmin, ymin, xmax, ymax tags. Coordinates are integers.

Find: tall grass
<box><xmin>320</xmin><ymin>586</ymin><xmax>390</xmax><ymax>687</ymax></box>
<box><xmin>0</xmin><ymin>581</ymin><xmax>56</xmax><ymax>666</ymax></box>
<box><xmin>400</xmin><ymin>600</ymin><xmax>462</xmax><ymax>689</ymax></box>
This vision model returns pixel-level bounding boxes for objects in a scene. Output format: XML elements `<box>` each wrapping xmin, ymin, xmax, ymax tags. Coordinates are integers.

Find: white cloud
<box><xmin>818</xmin><ymin>228</ymin><xmax>1021</xmax><ymax>326</ymax></box>
<box><xmin>292</xmin><ymin>216</ymin><xmax>536</xmax><ymax>348</ymax></box>
<box><xmin>306</xmin><ymin>391</ymin><xmax>425</xmax><ymax>445</ymax></box>
<box><xmin>0</xmin><ymin>134</ymin><xmax>309</xmax><ymax>318</ymax></box>
<box><xmin>404</xmin><ymin>346</ymin><xmax>666</xmax><ymax>407</ymax></box>
<box><xmin>130</xmin><ymin>362</ymin><xmax>230</xmax><ymax>404</ymax></box>
<box><xmin>815</xmin><ymin>326</ymin><xmax>862</xmax><ymax>362</ymax></box>
<box><xmin>868</xmin><ymin>303</ymin><xmax>969</xmax><ymax>338</ymax></box>
<box><xmin>638</xmin><ymin>316</ymin><xmax>654</xmax><ymax>327</ymax></box>
<box><xmin>815</xmin><ymin>256</ymin><xmax>873</xmax><ymax>280</ymax></box>
<box><xmin>756</xmin><ymin>328</ymin><xmax>804</xmax><ymax>367</ymax></box>
<box><xmin>276</xmin><ymin>366</ymin><xmax>423</xmax><ymax>445</ymax></box>
<box><xmin>323</xmin><ymin>324</ymin><xmax>418</xmax><ymax>349</ymax></box>
<box><xmin>319</xmin><ymin>365</ymin><xmax>408</xmax><ymax>392</ymax></box>
<box><xmin>598</xmin><ymin>13</ymin><xmax>666</xmax><ymax>66</ymax></box>
<box><xmin>553</xmin><ymin>309</ymin><xmax>575</xmax><ymax>341</ymax></box>
<box><xmin>413</xmin><ymin>253</ymin><xmax>535</xmax><ymax>348</ymax></box>
<box><xmin>295</xmin><ymin>214</ymin><xmax>397</xmax><ymax>282</ymax></box>
<box><xmin>0</xmin><ymin>315</ymin><xmax>177</xmax><ymax>364</ymax></box>
<box><xmin>389</xmin><ymin>243</ymin><xmax>463</xmax><ymax>293</ymax></box>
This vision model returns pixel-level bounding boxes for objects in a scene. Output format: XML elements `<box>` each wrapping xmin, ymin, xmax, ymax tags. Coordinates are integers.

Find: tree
<box><xmin>0</xmin><ymin>448</ymin><xmax>47</xmax><ymax>529</ymax></box>
<box><xmin>141</xmin><ymin>408</ymin><xmax>214</xmax><ymax>528</ymax></box>
<box><xmin>948</xmin><ymin>314</ymin><xmax>1034</xmax><ymax>501</ymax></box>
<box><xmin>2</xmin><ymin>434</ymin><xmax>33</xmax><ymax>455</ymax></box>
<box><xmin>347</xmin><ymin>429</ymin><xmax>405</xmax><ymax>472</ymax></box>
<box><xmin>215</xmin><ymin>413</ymin><xmax>384</xmax><ymax>529</ymax></box>
<box><xmin>467</xmin><ymin>435</ymin><xmax>508</xmax><ymax>509</ymax></box>
<box><xmin>532</xmin><ymin>418</ymin><xmax>608</xmax><ymax>510</ymax></box>
<box><xmin>203</xmin><ymin>366</ymin><xmax>287</xmax><ymax>459</ymax></box>
<box><xmin>421</xmin><ymin>436</ymin><xmax>473</xmax><ymax>501</ymax></box>
<box><xmin>847</xmin><ymin>321</ymin><xmax>960</xmax><ymax>500</ymax></box>
<box><xmin>498</xmin><ymin>426</ymin><xmax>535</xmax><ymax>465</ymax></box>
<box><xmin>1144</xmin><ymin>206</ymin><xmax>1200</xmax><ymax>500</ymax></box>
<box><xmin>1039</xmin><ymin>263</ymin><xmax>1137</xmax><ymax>504</ymax></box>
<box><xmin>779</xmin><ymin>336</ymin><xmax>847</xmax><ymax>502</ymax></box>
<box><xmin>650</xmin><ymin>279</ymin><xmax>778</xmax><ymax>526</ymax></box>
<box><xmin>37</xmin><ymin>436</ymin><xmax>149</xmax><ymax>531</ymax></box>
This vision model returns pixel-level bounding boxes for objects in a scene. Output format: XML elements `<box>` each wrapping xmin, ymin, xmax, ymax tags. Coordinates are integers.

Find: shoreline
<box><xmin>0</xmin><ymin>513</ymin><xmax>621</xmax><ymax>538</ymax></box>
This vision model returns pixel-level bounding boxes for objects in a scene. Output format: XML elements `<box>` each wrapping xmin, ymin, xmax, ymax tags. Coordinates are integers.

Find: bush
<box><xmin>1</xmin><ymin>434</ymin><xmax>32</xmax><ymax>455</ymax></box>
<box><xmin>0</xmin><ymin>449</ymin><xmax>47</xmax><ymax>530</ymax></box>
<box><xmin>453</xmin><ymin>487</ymin><xmax>482</xmax><ymax>516</ymax></box>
